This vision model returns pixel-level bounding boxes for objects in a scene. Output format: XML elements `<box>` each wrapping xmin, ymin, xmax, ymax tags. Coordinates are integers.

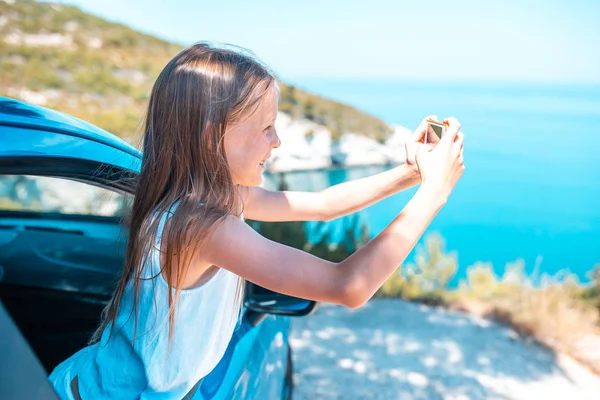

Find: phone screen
<box><xmin>430</xmin><ymin>123</ymin><xmax>444</xmax><ymax>139</ymax></box>
<box><xmin>425</xmin><ymin>122</ymin><xmax>445</xmax><ymax>145</ymax></box>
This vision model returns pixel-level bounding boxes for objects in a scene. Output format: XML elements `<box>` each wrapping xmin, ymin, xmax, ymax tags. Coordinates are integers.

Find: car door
<box><xmin>194</xmin><ymin>301</ymin><xmax>292</xmax><ymax>400</ymax></box>
<box><xmin>195</xmin><ymin>283</ymin><xmax>318</xmax><ymax>399</ymax></box>
<box><xmin>0</xmin><ymin>110</ymin><xmax>141</xmax><ymax>373</ymax></box>
<box><xmin>0</xmin><ymin>172</ymin><xmax>133</xmax><ymax>371</ymax></box>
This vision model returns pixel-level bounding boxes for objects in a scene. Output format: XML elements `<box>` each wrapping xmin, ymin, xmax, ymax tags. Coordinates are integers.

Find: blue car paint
<box><xmin>0</xmin><ymin>97</ymin><xmax>141</xmax><ymax>158</ymax></box>
<box><xmin>1</xmin><ymin>125</ymin><xmax>142</xmax><ymax>173</ymax></box>
<box><xmin>198</xmin><ymin>313</ymin><xmax>291</xmax><ymax>399</ymax></box>
<box><xmin>0</xmin><ymin>96</ymin><xmax>293</xmax><ymax>399</ymax></box>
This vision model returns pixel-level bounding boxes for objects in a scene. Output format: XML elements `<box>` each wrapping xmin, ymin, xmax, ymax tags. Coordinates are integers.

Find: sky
<box><xmin>51</xmin><ymin>0</ymin><xmax>600</xmax><ymax>83</ymax></box>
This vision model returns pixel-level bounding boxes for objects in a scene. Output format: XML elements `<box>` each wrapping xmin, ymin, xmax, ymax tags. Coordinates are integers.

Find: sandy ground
<box><xmin>290</xmin><ymin>299</ymin><xmax>600</xmax><ymax>400</ymax></box>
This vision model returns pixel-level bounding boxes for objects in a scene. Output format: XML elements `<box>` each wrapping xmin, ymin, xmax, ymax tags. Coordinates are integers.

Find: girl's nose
<box><xmin>271</xmin><ymin>130</ymin><xmax>281</xmax><ymax>149</ymax></box>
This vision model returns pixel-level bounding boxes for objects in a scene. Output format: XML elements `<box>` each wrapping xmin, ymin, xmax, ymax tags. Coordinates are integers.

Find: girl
<box><xmin>49</xmin><ymin>42</ymin><xmax>465</xmax><ymax>399</ymax></box>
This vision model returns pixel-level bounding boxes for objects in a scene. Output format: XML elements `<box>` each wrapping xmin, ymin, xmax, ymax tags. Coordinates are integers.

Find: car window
<box><xmin>0</xmin><ymin>174</ymin><xmax>132</xmax><ymax>217</ymax></box>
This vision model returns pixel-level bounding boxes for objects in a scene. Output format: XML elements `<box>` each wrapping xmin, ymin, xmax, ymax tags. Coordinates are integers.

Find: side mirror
<box><xmin>244</xmin><ymin>282</ymin><xmax>318</xmax><ymax>323</ymax></box>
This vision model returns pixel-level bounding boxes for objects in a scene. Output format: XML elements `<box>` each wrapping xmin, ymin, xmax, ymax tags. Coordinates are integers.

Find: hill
<box><xmin>0</xmin><ymin>0</ymin><xmax>392</xmax><ymax>143</ymax></box>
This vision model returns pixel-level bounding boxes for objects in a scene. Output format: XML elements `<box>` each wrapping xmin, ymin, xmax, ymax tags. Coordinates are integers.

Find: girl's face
<box><xmin>224</xmin><ymin>87</ymin><xmax>281</xmax><ymax>187</ymax></box>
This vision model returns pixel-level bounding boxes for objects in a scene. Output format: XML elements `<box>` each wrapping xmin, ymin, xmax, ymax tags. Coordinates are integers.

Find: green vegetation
<box><xmin>0</xmin><ymin>0</ymin><xmax>178</xmax><ymax>140</ymax></box>
<box><xmin>376</xmin><ymin>233</ymin><xmax>457</xmax><ymax>306</ymax></box>
<box><xmin>279</xmin><ymin>84</ymin><xmax>392</xmax><ymax>142</ymax></box>
<box><xmin>581</xmin><ymin>265</ymin><xmax>600</xmax><ymax>311</ymax></box>
<box><xmin>0</xmin><ymin>0</ymin><xmax>393</xmax><ymax>144</ymax></box>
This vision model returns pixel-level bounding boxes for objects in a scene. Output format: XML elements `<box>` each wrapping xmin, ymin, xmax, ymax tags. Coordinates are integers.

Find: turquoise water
<box><xmin>266</xmin><ymin>79</ymin><xmax>600</xmax><ymax>283</ymax></box>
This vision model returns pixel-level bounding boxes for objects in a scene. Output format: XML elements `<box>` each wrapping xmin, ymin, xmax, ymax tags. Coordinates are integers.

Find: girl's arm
<box><xmin>201</xmin><ymin>119</ymin><xmax>464</xmax><ymax>308</ymax></box>
<box><xmin>203</xmin><ymin>184</ymin><xmax>444</xmax><ymax>308</ymax></box>
<box><xmin>241</xmin><ymin>163</ymin><xmax>419</xmax><ymax>222</ymax></box>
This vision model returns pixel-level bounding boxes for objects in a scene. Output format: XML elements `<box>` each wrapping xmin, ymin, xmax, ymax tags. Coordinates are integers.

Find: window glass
<box><xmin>0</xmin><ymin>175</ymin><xmax>131</xmax><ymax>217</ymax></box>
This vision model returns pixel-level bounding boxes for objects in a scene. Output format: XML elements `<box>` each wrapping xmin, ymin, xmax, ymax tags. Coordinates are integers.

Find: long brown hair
<box><xmin>92</xmin><ymin>42</ymin><xmax>276</xmax><ymax>345</ymax></box>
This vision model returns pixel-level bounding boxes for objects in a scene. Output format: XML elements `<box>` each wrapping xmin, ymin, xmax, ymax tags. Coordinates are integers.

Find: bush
<box><xmin>73</xmin><ymin>69</ymin><xmax>133</xmax><ymax>95</ymax></box>
<box><xmin>480</xmin><ymin>273</ymin><xmax>598</xmax><ymax>355</ymax></box>
<box><xmin>376</xmin><ymin>233</ymin><xmax>457</xmax><ymax>305</ymax></box>
<box><xmin>580</xmin><ymin>264</ymin><xmax>600</xmax><ymax>313</ymax></box>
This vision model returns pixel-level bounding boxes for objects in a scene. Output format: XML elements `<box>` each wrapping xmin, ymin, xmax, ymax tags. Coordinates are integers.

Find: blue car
<box><xmin>0</xmin><ymin>96</ymin><xmax>317</xmax><ymax>400</ymax></box>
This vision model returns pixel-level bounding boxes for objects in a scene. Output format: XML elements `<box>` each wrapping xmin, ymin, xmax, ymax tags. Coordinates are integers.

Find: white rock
<box><xmin>87</xmin><ymin>37</ymin><xmax>103</xmax><ymax>49</ymax></box>
<box><xmin>7</xmin><ymin>88</ymin><xmax>48</xmax><ymax>106</ymax></box>
<box><xmin>6</xmin><ymin>32</ymin><xmax>74</xmax><ymax>48</ymax></box>
<box><xmin>268</xmin><ymin>112</ymin><xmax>411</xmax><ymax>173</ymax></box>
<box><xmin>113</xmin><ymin>69</ymin><xmax>146</xmax><ymax>85</ymax></box>
<box><xmin>64</xmin><ymin>21</ymin><xmax>78</xmax><ymax>32</ymax></box>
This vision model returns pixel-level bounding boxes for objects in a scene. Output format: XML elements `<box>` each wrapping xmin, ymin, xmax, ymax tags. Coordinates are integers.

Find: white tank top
<box><xmin>75</xmin><ymin>205</ymin><xmax>245</xmax><ymax>399</ymax></box>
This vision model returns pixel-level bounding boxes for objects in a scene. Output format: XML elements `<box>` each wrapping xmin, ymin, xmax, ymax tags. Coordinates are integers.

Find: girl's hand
<box><xmin>405</xmin><ymin>115</ymin><xmax>438</xmax><ymax>169</ymax></box>
<box><xmin>415</xmin><ymin>117</ymin><xmax>465</xmax><ymax>203</ymax></box>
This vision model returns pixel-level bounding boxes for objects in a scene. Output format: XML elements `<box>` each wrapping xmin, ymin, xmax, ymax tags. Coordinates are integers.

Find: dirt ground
<box><xmin>290</xmin><ymin>299</ymin><xmax>600</xmax><ymax>400</ymax></box>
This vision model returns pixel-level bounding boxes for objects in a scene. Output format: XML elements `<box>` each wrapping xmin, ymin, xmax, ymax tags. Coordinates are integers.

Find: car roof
<box><xmin>0</xmin><ymin>96</ymin><xmax>142</xmax><ymax>159</ymax></box>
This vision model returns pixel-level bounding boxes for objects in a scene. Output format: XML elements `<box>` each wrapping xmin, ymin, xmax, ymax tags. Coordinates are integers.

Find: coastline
<box><xmin>266</xmin><ymin>112</ymin><xmax>411</xmax><ymax>174</ymax></box>
<box><xmin>265</xmin><ymin>161</ymin><xmax>400</xmax><ymax>175</ymax></box>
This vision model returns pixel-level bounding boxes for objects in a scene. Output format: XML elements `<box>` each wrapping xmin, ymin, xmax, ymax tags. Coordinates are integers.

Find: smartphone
<box><xmin>424</xmin><ymin>120</ymin><xmax>446</xmax><ymax>145</ymax></box>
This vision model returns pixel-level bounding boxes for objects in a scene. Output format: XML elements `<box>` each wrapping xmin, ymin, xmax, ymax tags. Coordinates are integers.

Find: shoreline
<box><xmin>264</xmin><ymin>161</ymin><xmax>400</xmax><ymax>175</ymax></box>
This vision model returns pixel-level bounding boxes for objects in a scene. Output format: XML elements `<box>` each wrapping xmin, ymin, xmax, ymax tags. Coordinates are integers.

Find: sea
<box><xmin>263</xmin><ymin>79</ymin><xmax>600</xmax><ymax>285</ymax></box>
